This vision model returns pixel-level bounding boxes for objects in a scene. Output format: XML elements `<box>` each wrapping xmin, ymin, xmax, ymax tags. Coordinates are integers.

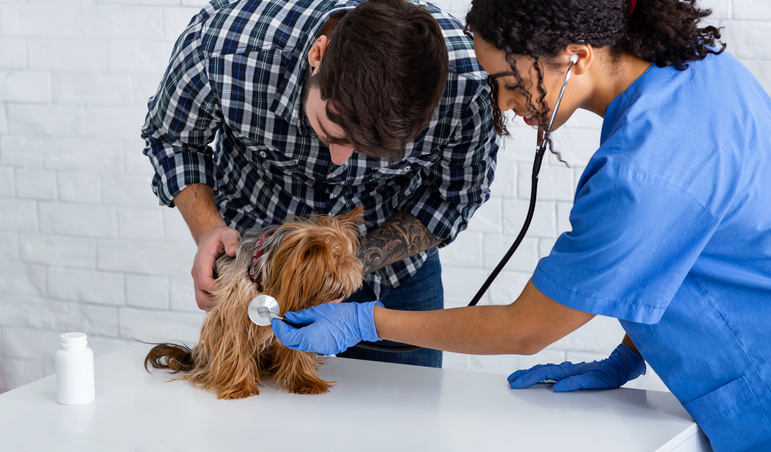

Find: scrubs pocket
<box><xmin>682</xmin><ymin>376</ymin><xmax>771</xmax><ymax>452</ymax></box>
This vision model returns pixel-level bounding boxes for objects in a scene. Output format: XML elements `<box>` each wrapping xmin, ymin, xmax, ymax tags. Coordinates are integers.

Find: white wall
<box><xmin>0</xmin><ymin>0</ymin><xmax>768</xmax><ymax>394</ymax></box>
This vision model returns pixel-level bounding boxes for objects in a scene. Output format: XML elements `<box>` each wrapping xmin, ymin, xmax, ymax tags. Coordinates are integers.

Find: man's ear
<box><xmin>307</xmin><ymin>36</ymin><xmax>329</xmax><ymax>72</ymax></box>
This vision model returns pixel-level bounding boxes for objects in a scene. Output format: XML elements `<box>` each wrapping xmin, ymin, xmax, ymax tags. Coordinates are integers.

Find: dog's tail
<box><xmin>144</xmin><ymin>343</ymin><xmax>195</xmax><ymax>373</ymax></box>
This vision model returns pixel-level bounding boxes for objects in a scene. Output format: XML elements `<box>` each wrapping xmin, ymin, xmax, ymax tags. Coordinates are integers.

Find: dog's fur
<box><xmin>144</xmin><ymin>208</ymin><xmax>364</xmax><ymax>399</ymax></box>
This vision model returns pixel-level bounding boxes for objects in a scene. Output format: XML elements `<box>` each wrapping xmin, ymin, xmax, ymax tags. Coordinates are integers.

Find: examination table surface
<box><xmin>0</xmin><ymin>343</ymin><xmax>711</xmax><ymax>451</ymax></box>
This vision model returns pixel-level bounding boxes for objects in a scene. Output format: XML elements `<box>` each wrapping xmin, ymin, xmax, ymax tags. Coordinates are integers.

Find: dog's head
<box><xmin>211</xmin><ymin>206</ymin><xmax>364</xmax><ymax>315</ymax></box>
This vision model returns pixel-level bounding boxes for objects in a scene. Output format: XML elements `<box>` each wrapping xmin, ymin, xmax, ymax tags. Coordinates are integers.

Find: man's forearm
<box><xmin>357</xmin><ymin>210</ymin><xmax>443</xmax><ymax>275</ymax></box>
<box><xmin>173</xmin><ymin>183</ymin><xmax>227</xmax><ymax>245</ymax></box>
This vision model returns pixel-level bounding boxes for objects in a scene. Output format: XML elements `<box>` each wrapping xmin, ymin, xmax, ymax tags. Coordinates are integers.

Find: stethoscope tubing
<box><xmin>354</xmin><ymin>60</ymin><xmax>577</xmax><ymax>353</ymax></box>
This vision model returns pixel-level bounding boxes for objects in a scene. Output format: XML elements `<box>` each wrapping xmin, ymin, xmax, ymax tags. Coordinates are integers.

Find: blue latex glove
<box><xmin>508</xmin><ymin>343</ymin><xmax>646</xmax><ymax>392</ymax></box>
<box><xmin>271</xmin><ymin>301</ymin><xmax>383</xmax><ymax>355</ymax></box>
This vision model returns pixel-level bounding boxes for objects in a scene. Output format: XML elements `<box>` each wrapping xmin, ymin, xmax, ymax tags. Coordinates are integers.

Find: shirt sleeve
<box><xmin>397</xmin><ymin>79</ymin><xmax>498</xmax><ymax>246</ymax></box>
<box><xmin>141</xmin><ymin>24</ymin><xmax>221</xmax><ymax>207</ymax></box>
<box><xmin>533</xmin><ymin>162</ymin><xmax>719</xmax><ymax>324</ymax></box>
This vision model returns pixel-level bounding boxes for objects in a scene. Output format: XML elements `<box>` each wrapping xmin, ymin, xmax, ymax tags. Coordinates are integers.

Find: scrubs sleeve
<box><xmin>532</xmin><ymin>163</ymin><xmax>719</xmax><ymax>324</ymax></box>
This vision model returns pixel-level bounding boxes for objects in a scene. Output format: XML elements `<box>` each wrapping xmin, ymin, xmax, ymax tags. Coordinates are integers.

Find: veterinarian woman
<box><xmin>273</xmin><ymin>1</ymin><xmax>771</xmax><ymax>449</ymax></box>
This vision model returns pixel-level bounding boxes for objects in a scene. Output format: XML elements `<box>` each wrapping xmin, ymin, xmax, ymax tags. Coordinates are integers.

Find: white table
<box><xmin>0</xmin><ymin>343</ymin><xmax>711</xmax><ymax>451</ymax></box>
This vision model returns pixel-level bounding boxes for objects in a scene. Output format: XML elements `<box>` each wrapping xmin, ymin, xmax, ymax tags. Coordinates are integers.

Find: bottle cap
<box><xmin>60</xmin><ymin>332</ymin><xmax>88</xmax><ymax>349</ymax></box>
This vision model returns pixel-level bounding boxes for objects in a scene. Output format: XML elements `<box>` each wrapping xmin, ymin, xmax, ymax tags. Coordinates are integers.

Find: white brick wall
<box><xmin>0</xmin><ymin>0</ymin><xmax>767</xmax><ymax>395</ymax></box>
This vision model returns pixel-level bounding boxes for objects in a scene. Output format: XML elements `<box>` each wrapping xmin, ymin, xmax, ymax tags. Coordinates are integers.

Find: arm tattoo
<box><xmin>357</xmin><ymin>210</ymin><xmax>443</xmax><ymax>275</ymax></box>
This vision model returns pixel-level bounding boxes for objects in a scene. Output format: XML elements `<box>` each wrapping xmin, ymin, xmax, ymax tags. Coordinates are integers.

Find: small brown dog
<box><xmin>144</xmin><ymin>208</ymin><xmax>364</xmax><ymax>399</ymax></box>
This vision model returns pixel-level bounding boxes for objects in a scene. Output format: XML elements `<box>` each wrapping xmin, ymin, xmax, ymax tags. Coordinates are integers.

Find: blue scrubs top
<box><xmin>532</xmin><ymin>51</ymin><xmax>771</xmax><ymax>452</ymax></box>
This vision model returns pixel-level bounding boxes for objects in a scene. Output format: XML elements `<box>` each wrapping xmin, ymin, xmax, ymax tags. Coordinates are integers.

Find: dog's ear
<box><xmin>332</xmin><ymin>206</ymin><xmax>364</xmax><ymax>231</ymax></box>
<box><xmin>269</xmin><ymin>239</ymin><xmax>333</xmax><ymax>311</ymax></box>
<box><xmin>270</xmin><ymin>209</ymin><xmax>367</xmax><ymax>311</ymax></box>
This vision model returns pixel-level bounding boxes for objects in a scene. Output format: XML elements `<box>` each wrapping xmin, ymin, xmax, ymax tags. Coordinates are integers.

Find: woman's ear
<box><xmin>307</xmin><ymin>36</ymin><xmax>329</xmax><ymax>72</ymax></box>
<box><xmin>564</xmin><ymin>44</ymin><xmax>593</xmax><ymax>75</ymax></box>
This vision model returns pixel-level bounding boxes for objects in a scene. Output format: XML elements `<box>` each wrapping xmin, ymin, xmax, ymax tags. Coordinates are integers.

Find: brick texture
<box><xmin>0</xmin><ymin>0</ymin><xmax>762</xmax><ymax>396</ymax></box>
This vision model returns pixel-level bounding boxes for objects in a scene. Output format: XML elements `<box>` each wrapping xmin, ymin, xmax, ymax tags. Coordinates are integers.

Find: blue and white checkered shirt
<box><xmin>142</xmin><ymin>0</ymin><xmax>498</xmax><ymax>298</ymax></box>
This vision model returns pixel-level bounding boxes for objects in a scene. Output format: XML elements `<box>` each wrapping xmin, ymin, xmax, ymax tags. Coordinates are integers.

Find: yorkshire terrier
<box><xmin>144</xmin><ymin>208</ymin><xmax>364</xmax><ymax>399</ymax></box>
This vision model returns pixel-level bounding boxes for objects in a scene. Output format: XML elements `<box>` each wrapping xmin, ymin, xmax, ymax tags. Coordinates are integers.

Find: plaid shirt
<box><xmin>142</xmin><ymin>0</ymin><xmax>498</xmax><ymax>298</ymax></box>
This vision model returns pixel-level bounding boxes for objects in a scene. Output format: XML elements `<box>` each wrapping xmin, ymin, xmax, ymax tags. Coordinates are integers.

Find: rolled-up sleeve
<box><xmin>398</xmin><ymin>80</ymin><xmax>498</xmax><ymax>246</ymax></box>
<box><xmin>141</xmin><ymin>28</ymin><xmax>221</xmax><ymax>207</ymax></box>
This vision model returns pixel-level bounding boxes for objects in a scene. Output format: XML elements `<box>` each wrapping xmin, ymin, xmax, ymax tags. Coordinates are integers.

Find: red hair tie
<box><xmin>247</xmin><ymin>232</ymin><xmax>272</xmax><ymax>289</ymax></box>
<box><xmin>629</xmin><ymin>0</ymin><xmax>637</xmax><ymax>18</ymax></box>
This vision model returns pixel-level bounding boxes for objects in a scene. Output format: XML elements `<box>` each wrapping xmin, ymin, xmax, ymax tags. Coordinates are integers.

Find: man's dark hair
<box><xmin>465</xmin><ymin>0</ymin><xmax>724</xmax><ymax>148</ymax></box>
<box><xmin>318</xmin><ymin>0</ymin><xmax>449</xmax><ymax>161</ymax></box>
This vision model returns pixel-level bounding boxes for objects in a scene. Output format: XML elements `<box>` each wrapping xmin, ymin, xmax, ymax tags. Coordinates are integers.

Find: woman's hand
<box><xmin>508</xmin><ymin>343</ymin><xmax>646</xmax><ymax>392</ymax></box>
<box><xmin>272</xmin><ymin>301</ymin><xmax>383</xmax><ymax>355</ymax></box>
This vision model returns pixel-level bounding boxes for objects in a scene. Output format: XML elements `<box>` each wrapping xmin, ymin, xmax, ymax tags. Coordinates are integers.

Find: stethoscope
<box><xmin>249</xmin><ymin>55</ymin><xmax>579</xmax><ymax>353</ymax></box>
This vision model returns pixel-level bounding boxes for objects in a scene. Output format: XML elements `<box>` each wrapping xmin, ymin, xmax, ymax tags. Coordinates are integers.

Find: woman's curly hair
<box><xmin>466</xmin><ymin>0</ymin><xmax>725</xmax><ymax>155</ymax></box>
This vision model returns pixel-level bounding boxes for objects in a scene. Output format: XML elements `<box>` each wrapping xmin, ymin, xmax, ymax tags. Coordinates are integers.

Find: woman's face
<box><xmin>473</xmin><ymin>35</ymin><xmax>576</xmax><ymax>131</ymax></box>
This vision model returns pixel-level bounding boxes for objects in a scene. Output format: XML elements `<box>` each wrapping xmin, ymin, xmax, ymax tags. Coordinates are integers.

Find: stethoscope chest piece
<box><xmin>248</xmin><ymin>294</ymin><xmax>282</xmax><ymax>326</ymax></box>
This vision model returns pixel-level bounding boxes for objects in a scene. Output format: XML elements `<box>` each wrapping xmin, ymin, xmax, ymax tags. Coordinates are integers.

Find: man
<box><xmin>142</xmin><ymin>0</ymin><xmax>497</xmax><ymax>368</ymax></box>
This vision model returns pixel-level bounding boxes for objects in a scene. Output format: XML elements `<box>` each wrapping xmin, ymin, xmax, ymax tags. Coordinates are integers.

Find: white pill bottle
<box><xmin>55</xmin><ymin>332</ymin><xmax>95</xmax><ymax>405</ymax></box>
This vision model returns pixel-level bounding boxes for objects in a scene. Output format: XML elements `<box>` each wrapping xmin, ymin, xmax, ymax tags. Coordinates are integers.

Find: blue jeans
<box><xmin>337</xmin><ymin>248</ymin><xmax>443</xmax><ymax>368</ymax></box>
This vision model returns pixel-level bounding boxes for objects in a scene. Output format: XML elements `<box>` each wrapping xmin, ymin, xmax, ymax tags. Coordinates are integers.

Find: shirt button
<box><xmin>259</xmin><ymin>151</ymin><xmax>267</xmax><ymax>158</ymax></box>
<box><xmin>403</xmin><ymin>165</ymin><xmax>411</xmax><ymax>172</ymax></box>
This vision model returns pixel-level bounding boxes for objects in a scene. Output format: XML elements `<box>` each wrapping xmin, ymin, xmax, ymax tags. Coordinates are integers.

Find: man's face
<box><xmin>304</xmin><ymin>72</ymin><xmax>355</xmax><ymax>165</ymax></box>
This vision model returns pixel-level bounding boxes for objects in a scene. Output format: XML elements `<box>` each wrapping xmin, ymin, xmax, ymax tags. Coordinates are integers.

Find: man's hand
<box><xmin>173</xmin><ymin>183</ymin><xmax>241</xmax><ymax>312</ymax></box>
<box><xmin>192</xmin><ymin>225</ymin><xmax>241</xmax><ymax>311</ymax></box>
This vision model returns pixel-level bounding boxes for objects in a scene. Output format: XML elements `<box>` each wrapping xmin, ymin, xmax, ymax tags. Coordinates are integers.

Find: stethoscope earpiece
<box><xmin>466</xmin><ymin>52</ymin><xmax>577</xmax><ymax>308</ymax></box>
